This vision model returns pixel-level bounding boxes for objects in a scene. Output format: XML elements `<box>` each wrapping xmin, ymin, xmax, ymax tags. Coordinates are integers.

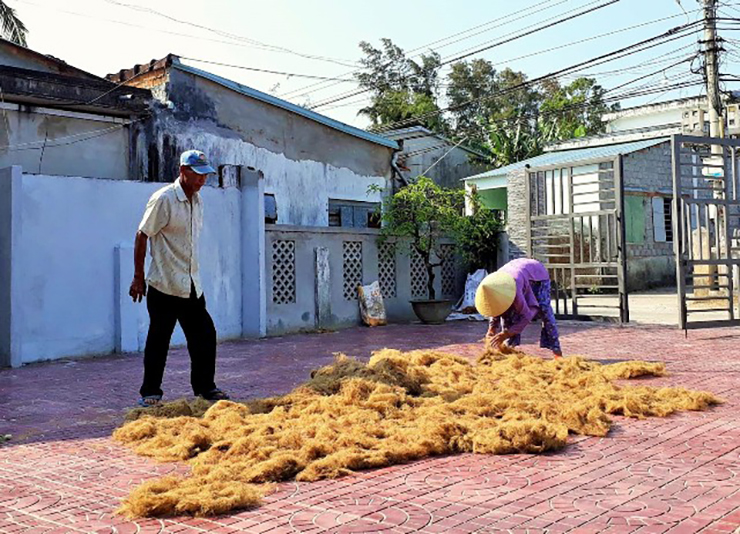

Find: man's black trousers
<box><xmin>139</xmin><ymin>284</ymin><xmax>217</xmax><ymax>398</ymax></box>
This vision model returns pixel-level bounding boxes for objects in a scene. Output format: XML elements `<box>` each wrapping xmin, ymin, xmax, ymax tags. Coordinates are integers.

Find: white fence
<box><xmin>0</xmin><ymin>166</ymin><xmax>265</xmax><ymax>367</ymax></box>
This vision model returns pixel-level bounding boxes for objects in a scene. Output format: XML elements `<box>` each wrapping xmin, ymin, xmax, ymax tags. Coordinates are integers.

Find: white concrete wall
<box><xmin>147</xmin><ymin>126</ymin><xmax>385</xmax><ymax>227</ymax></box>
<box><xmin>606</xmin><ymin>108</ymin><xmax>683</xmax><ymax>134</ymax></box>
<box><xmin>0</xmin><ymin>104</ymin><xmax>129</xmax><ymax>180</ymax></box>
<box><xmin>394</xmin><ymin>134</ymin><xmax>488</xmax><ymax>190</ymax></box>
<box><xmin>14</xmin><ymin>173</ymin><xmax>244</xmax><ymax>364</ymax></box>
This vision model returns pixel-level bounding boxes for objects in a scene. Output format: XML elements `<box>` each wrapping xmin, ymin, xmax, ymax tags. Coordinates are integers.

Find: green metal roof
<box><xmin>463</xmin><ymin>138</ymin><xmax>669</xmax><ymax>181</ymax></box>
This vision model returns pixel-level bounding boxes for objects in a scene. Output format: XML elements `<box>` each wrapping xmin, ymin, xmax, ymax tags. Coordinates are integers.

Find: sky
<box><xmin>10</xmin><ymin>0</ymin><xmax>740</xmax><ymax>129</ymax></box>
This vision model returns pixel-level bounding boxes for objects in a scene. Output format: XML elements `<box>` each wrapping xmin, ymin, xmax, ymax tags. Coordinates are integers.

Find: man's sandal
<box><xmin>137</xmin><ymin>395</ymin><xmax>162</xmax><ymax>407</ymax></box>
<box><xmin>199</xmin><ymin>389</ymin><xmax>230</xmax><ymax>401</ymax></box>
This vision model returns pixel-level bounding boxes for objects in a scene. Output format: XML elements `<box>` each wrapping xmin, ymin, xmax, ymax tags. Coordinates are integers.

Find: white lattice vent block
<box><xmin>343</xmin><ymin>241</ymin><xmax>363</xmax><ymax>301</ymax></box>
<box><xmin>440</xmin><ymin>244</ymin><xmax>456</xmax><ymax>297</ymax></box>
<box><xmin>410</xmin><ymin>250</ymin><xmax>429</xmax><ymax>299</ymax></box>
<box><xmin>378</xmin><ymin>242</ymin><xmax>397</xmax><ymax>298</ymax></box>
<box><xmin>272</xmin><ymin>240</ymin><xmax>296</xmax><ymax>304</ymax></box>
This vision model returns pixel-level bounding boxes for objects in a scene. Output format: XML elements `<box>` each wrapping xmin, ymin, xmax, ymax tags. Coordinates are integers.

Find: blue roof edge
<box><xmin>462</xmin><ymin>137</ymin><xmax>670</xmax><ymax>181</ymax></box>
<box><xmin>173</xmin><ymin>63</ymin><xmax>399</xmax><ymax>150</ymax></box>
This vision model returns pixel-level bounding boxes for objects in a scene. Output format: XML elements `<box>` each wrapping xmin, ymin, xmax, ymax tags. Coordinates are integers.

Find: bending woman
<box><xmin>475</xmin><ymin>258</ymin><xmax>562</xmax><ymax>358</ymax></box>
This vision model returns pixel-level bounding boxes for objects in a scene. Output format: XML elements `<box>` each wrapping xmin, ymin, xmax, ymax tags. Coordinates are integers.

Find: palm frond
<box><xmin>0</xmin><ymin>1</ymin><xmax>28</xmax><ymax>47</ymax></box>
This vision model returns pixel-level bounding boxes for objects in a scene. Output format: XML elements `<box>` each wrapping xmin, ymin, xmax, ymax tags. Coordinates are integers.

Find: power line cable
<box><xmin>99</xmin><ymin>0</ymin><xmax>360</xmax><ymax>68</ymax></box>
<box><xmin>382</xmin><ymin>59</ymin><xmax>702</xmax><ymax>141</ymax></box>
<box><xmin>13</xmin><ymin>0</ymin><xmax>328</xmax><ymax>57</ymax></box>
<box><xmin>278</xmin><ymin>0</ymin><xmax>573</xmax><ymax>99</ymax></box>
<box><xmin>369</xmin><ymin>21</ymin><xmax>703</xmax><ymax>133</ymax></box>
<box><xmin>313</xmin><ymin>7</ymin><xmax>705</xmax><ymax>113</ymax></box>
<box><xmin>178</xmin><ymin>58</ymin><xmax>357</xmax><ymax>82</ymax></box>
<box><xmin>0</xmin><ymin>117</ymin><xmax>147</xmax><ymax>151</ymax></box>
<box><xmin>310</xmin><ymin>0</ymin><xmax>623</xmax><ymax>109</ymax></box>
<box><xmin>443</xmin><ymin>0</ymin><xmax>621</xmax><ymax>65</ymax></box>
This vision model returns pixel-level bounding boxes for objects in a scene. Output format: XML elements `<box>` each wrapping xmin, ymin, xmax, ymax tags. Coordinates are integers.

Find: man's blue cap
<box><xmin>180</xmin><ymin>150</ymin><xmax>216</xmax><ymax>175</ymax></box>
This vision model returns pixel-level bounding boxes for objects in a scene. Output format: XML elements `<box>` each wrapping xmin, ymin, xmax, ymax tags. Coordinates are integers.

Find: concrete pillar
<box><xmin>0</xmin><ymin>166</ymin><xmax>23</xmax><ymax>368</ymax></box>
<box><xmin>692</xmin><ymin>226</ymin><xmax>716</xmax><ymax>296</ymax></box>
<box><xmin>315</xmin><ymin>247</ymin><xmax>331</xmax><ymax>329</ymax></box>
<box><xmin>114</xmin><ymin>244</ymin><xmax>141</xmax><ymax>353</ymax></box>
<box><xmin>497</xmin><ymin>232</ymin><xmax>510</xmax><ymax>268</ymax></box>
<box><xmin>241</xmin><ymin>167</ymin><xmax>266</xmax><ymax>337</ymax></box>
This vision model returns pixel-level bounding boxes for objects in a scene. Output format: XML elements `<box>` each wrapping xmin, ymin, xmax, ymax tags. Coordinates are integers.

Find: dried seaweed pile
<box><xmin>114</xmin><ymin>350</ymin><xmax>720</xmax><ymax>518</ymax></box>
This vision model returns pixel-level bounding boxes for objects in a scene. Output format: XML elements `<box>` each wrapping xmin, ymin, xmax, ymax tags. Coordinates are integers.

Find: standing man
<box><xmin>129</xmin><ymin>150</ymin><xmax>230</xmax><ymax>407</ymax></box>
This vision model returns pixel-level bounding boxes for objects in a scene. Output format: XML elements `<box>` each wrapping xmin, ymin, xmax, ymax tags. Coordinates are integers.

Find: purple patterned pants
<box><xmin>489</xmin><ymin>280</ymin><xmax>562</xmax><ymax>353</ymax></box>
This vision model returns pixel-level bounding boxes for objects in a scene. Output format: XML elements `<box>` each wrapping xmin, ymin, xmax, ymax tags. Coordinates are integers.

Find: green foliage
<box><xmin>447</xmin><ymin>62</ymin><xmax>540</xmax><ymax>151</ymax></box>
<box><xmin>377</xmin><ymin>178</ymin><xmax>502</xmax><ymax>299</ymax></box>
<box><xmin>539</xmin><ymin>77</ymin><xmax>617</xmax><ymax>140</ymax></box>
<box><xmin>361</xmin><ymin>90</ymin><xmax>447</xmax><ymax>133</ymax></box>
<box><xmin>355</xmin><ymin>39</ymin><xmax>446</xmax><ymax>131</ymax></box>
<box><xmin>354</xmin><ymin>43</ymin><xmax>615</xmax><ymax>167</ymax></box>
<box><xmin>454</xmin><ymin>196</ymin><xmax>503</xmax><ymax>271</ymax></box>
<box><xmin>378</xmin><ymin>177</ymin><xmax>467</xmax><ymax>300</ymax></box>
<box><xmin>482</xmin><ymin>120</ymin><xmax>542</xmax><ymax>169</ymax></box>
<box><xmin>0</xmin><ymin>1</ymin><xmax>27</xmax><ymax>46</ymax></box>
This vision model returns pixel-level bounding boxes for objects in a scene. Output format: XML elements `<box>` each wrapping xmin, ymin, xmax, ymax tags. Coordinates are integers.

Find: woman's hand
<box><xmin>489</xmin><ymin>331</ymin><xmax>513</xmax><ymax>350</ymax></box>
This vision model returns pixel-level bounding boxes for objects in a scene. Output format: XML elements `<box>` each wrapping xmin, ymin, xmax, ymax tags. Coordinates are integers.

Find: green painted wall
<box><xmin>478</xmin><ymin>188</ymin><xmax>507</xmax><ymax>211</ymax></box>
<box><xmin>625</xmin><ymin>195</ymin><xmax>645</xmax><ymax>244</ymax></box>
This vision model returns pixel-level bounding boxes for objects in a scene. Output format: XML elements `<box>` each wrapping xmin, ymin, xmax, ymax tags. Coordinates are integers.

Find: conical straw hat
<box><xmin>475</xmin><ymin>271</ymin><xmax>517</xmax><ymax>317</ymax></box>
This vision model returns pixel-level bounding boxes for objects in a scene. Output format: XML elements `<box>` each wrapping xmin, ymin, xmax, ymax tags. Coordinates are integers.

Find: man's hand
<box><xmin>129</xmin><ymin>275</ymin><xmax>146</xmax><ymax>303</ymax></box>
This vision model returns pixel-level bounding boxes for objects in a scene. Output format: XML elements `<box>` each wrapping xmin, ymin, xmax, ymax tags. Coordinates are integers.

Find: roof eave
<box><xmin>173</xmin><ymin>62</ymin><xmax>399</xmax><ymax>150</ymax></box>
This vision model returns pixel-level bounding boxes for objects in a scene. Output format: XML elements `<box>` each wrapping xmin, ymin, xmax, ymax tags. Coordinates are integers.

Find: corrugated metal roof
<box><xmin>173</xmin><ymin>63</ymin><xmax>399</xmax><ymax>150</ymax></box>
<box><xmin>463</xmin><ymin>137</ymin><xmax>669</xmax><ymax>181</ymax></box>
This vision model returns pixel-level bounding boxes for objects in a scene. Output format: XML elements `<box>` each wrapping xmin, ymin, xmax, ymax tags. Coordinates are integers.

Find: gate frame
<box><xmin>525</xmin><ymin>155</ymin><xmax>629</xmax><ymax>323</ymax></box>
<box><xmin>671</xmin><ymin>134</ymin><xmax>740</xmax><ymax>329</ymax></box>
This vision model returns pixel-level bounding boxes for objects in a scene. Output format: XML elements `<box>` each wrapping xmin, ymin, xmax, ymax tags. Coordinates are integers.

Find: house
<box><xmin>1</xmin><ymin>47</ymin><xmax>463</xmax><ymax>368</ymax></box>
<box><xmin>383</xmin><ymin>126</ymin><xmax>489</xmax><ymax>190</ymax></box>
<box><xmin>0</xmin><ymin>38</ymin><xmax>151</xmax><ymax>180</ymax></box>
<box><xmin>463</xmin><ymin>94</ymin><xmax>740</xmax><ymax>293</ymax></box>
<box><xmin>465</xmin><ymin>138</ymin><xmax>675</xmax><ymax>291</ymax></box>
<box><xmin>107</xmin><ymin>55</ymin><xmax>398</xmax><ymax>228</ymax></box>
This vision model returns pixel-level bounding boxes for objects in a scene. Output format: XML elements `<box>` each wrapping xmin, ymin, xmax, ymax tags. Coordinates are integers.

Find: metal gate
<box><xmin>672</xmin><ymin>135</ymin><xmax>740</xmax><ymax>329</ymax></box>
<box><xmin>526</xmin><ymin>157</ymin><xmax>629</xmax><ymax>322</ymax></box>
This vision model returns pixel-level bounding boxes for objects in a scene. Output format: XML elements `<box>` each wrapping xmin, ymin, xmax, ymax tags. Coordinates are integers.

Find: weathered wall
<box><xmin>131</xmin><ymin>68</ymin><xmax>393</xmax><ymax>226</ymax></box>
<box><xmin>395</xmin><ymin>134</ymin><xmax>488</xmax><ymax>189</ymax></box>
<box><xmin>12</xmin><ymin>173</ymin><xmax>245</xmax><ymax>365</ymax></box>
<box><xmin>622</xmin><ymin>142</ymin><xmax>673</xmax><ymax>195</ymax></box>
<box><xmin>621</xmin><ymin>143</ymin><xmax>676</xmax><ymax>289</ymax></box>
<box><xmin>0</xmin><ymin>105</ymin><xmax>129</xmax><ymax>180</ymax></box>
<box><xmin>265</xmin><ymin>226</ymin><xmax>461</xmax><ymax>335</ymax></box>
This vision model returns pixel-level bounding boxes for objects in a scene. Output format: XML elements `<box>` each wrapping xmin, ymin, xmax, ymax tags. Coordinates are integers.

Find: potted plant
<box><xmin>376</xmin><ymin>176</ymin><xmax>468</xmax><ymax>324</ymax></box>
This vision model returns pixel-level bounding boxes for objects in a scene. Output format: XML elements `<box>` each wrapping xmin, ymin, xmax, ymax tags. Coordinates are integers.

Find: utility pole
<box><xmin>701</xmin><ymin>0</ymin><xmax>723</xmax><ymax>139</ymax></box>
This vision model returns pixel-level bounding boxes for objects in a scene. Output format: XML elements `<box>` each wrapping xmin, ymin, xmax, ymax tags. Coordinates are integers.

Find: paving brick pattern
<box><xmin>1</xmin><ymin>321</ymin><xmax>739</xmax><ymax>533</ymax></box>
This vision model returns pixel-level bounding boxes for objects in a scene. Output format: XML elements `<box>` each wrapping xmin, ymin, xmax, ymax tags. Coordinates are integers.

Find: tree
<box><xmin>446</xmin><ymin>60</ymin><xmax>540</xmax><ymax>151</ymax></box>
<box><xmin>538</xmin><ymin>77</ymin><xmax>617</xmax><ymax>140</ymax></box>
<box><xmin>362</xmin><ymin>90</ymin><xmax>447</xmax><ymax>134</ymax></box>
<box><xmin>454</xmin><ymin>194</ymin><xmax>503</xmax><ymax>272</ymax></box>
<box><xmin>1</xmin><ymin>1</ymin><xmax>27</xmax><ymax>46</ymax></box>
<box><xmin>355</xmin><ymin>39</ymin><xmax>446</xmax><ymax>132</ymax></box>
<box><xmin>446</xmin><ymin>66</ymin><xmax>614</xmax><ymax>167</ymax></box>
<box><xmin>482</xmin><ymin>119</ymin><xmax>543</xmax><ymax>169</ymax></box>
<box><xmin>377</xmin><ymin>177</ymin><xmax>466</xmax><ymax>300</ymax></box>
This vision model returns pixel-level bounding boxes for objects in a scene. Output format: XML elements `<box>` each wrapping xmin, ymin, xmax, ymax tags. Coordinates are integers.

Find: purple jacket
<box><xmin>494</xmin><ymin>258</ymin><xmax>550</xmax><ymax>334</ymax></box>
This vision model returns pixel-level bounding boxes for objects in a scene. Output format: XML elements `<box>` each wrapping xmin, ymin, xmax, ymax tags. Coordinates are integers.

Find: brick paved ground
<box><xmin>0</xmin><ymin>320</ymin><xmax>739</xmax><ymax>533</ymax></box>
